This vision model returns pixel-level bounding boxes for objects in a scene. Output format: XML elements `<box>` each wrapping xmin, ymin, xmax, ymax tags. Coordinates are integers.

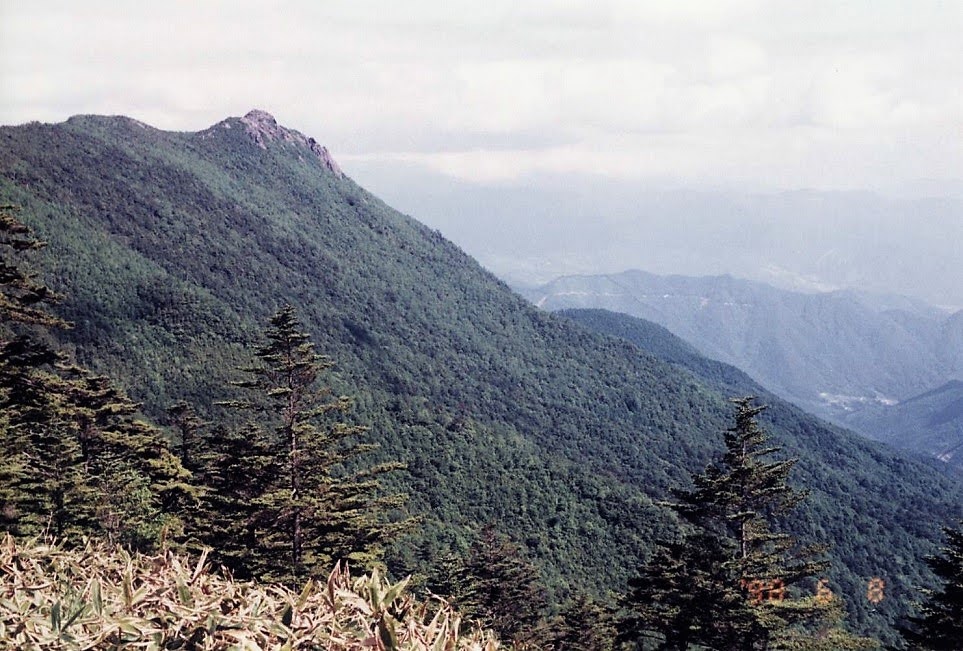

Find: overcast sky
<box><xmin>1</xmin><ymin>1</ymin><xmax>961</xmax><ymax>194</ymax></box>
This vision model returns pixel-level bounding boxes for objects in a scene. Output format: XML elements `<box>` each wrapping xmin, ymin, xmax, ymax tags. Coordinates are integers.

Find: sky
<box><xmin>1</xmin><ymin>1</ymin><xmax>961</xmax><ymax>195</ymax></box>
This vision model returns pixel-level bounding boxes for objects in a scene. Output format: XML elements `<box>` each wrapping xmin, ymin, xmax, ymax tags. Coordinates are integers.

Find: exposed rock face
<box><xmin>233</xmin><ymin>109</ymin><xmax>343</xmax><ymax>178</ymax></box>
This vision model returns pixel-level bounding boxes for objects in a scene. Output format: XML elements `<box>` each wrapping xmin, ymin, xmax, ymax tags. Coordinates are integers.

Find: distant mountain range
<box><xmin>521</xmin><ymin>270</ymin><xmax>963</xmax><ymax>467</ymax></box>
<box><xmin>2</xmin><ymin>110</ymin><xmax>962</xmax><ymax>641</ymax></box>
<box><xmin>363</xmin><ymin>169</ymin><xmax>963</xmax><ymax>308</ymax></box>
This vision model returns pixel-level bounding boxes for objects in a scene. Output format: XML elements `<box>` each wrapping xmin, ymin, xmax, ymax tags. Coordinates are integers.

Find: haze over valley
<box><xmin>358</xmin><ymin>169</ymin><xmax>963</xmax><ymax>309</ymax></box>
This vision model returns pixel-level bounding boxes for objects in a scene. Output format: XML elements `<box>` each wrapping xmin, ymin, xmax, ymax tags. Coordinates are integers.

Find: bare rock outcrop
<box><xmin>213</xmin><ymin>109</ymin><xmax>344</xmax><ymax>178</ymax></box>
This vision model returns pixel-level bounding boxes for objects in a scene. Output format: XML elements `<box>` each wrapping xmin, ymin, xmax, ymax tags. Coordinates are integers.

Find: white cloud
<box><xmin>705</xmin><ymin>37</ymin><xmax>768</xmax><ymax>80</ymax></box>
<box><xmin>0</xmin><ymin>1</ymin><xmax>960</xmax><ymax>192</ymax></box>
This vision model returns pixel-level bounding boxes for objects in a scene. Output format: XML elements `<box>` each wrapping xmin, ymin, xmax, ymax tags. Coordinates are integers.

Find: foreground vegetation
<box><xmin>0</xmin><ymin>535</ymin><xmax>500</xmax><ymax>650</ymax></box>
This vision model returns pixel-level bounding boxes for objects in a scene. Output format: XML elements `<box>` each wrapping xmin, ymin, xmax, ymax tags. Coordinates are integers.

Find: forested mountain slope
<box><xmin>558</xmin><ymin>308</ymin><xmax>783</xmax><ymax>399</ymax></box>
<box><xmin>524</xmin><ymin>271</ymin><xmax>963</xmax><ymax>425</ymax></box>
<box><xmin>846</xmin><ymin>380</ymin><xmax>963</xmax><ymax>469</ymax></box>
<box><xmin>2</xmin><ymin>111</ymin><xmax>961</xmax><ymax>641</ymax></box>
<box><xmin>559</xmin><ymin>308</ymin><xmax>963</xmax><ymax>470</ymax></box>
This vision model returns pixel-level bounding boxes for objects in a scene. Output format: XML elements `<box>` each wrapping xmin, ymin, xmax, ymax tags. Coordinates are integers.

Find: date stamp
<box><xmin>739</xmin><ymin>576</ymin><xmax>885</xmax><ymax>605</ymax></box>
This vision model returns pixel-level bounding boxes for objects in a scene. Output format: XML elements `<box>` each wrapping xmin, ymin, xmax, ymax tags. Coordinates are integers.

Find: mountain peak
<box><xmin>242</xmin><ymin>108</ymin><xmax>278</xmax><ymax>125</ymax></box>
<box><xmin>215</xmin><ymin>109</ymin><xmax>343</xmax><ymax>178</ymax></box>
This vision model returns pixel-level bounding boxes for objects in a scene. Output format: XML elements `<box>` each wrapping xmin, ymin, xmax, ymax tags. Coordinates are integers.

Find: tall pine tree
<box><xmin>902</xmin><ymin>520</ymin><xmax>963</xmax><ymax>649</ymax></box>
<box><xmin>620</xmin><ymin>398</ymin><xmax>874</xmax><ymax>650</ymax></box>
<box><xmin>214</xmin><ymin>305</ymin><xmax>408</xmax><ymax>584</ymax></box>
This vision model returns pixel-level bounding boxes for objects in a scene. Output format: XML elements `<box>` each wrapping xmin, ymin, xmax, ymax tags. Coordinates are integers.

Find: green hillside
<box><xmin>847</xmin><ymin>380</ymin><xmax>963</xmax><ymax>469</ymax></box>
<box><xmin>522</xmin><ymin>270</ymin><xmax>962</xmax><ymax>427</ymax></box>
<box><xmin>2</xmin><ymin>111</ymin><xmax>961</xmax><ymax>643</ymax></box>
<box><xmin>557</xmin><ymin>307</ymin><xmax>963</xmax><ymax>632</ymax></box>
<box><xmin>557</xmin><ymin>308</ymin><xmax>777</xmax><ymax>397</ymax></box>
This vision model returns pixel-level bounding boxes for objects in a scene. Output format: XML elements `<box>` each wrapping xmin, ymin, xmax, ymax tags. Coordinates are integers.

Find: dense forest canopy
<box><xmin>2</xmin><ymin>113</ymin><xmax>962</xmax><ymax>646</ymax></box>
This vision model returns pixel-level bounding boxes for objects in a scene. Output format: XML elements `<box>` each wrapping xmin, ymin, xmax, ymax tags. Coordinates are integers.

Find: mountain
<box><xmin>556</xmin><ymin>308</ymin><xmax>780</xmax><ymax>400</ymax></box>
<box><xmin>2</xmin><ymin>111</ymin><xmax>962</xmax><ymax>642</ymax></box>
<box><xmin>558</xmin><ymin>308</ymin><xmax>963</xmax><ymax>471</ymax></box>
<box><xmin>362</xmin><ymin>169</ymin><xmax>963</xmax><ymax>308</ymax></box>
<box><xmin>845</xmin><ymin>381</ymin><xmax>963</xmax><ymax>469</ymax></box>
<box><xmin>522</xmin><ymin>270</ymin><xmax>963</xmax><ymax>428</ymax></box>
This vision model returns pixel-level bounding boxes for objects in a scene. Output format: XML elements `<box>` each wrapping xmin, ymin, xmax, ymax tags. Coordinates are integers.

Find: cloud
<box><xmin>1</xmin><ymin>1</ymin><xmax>960</xmax><ymax>192</ymax></box>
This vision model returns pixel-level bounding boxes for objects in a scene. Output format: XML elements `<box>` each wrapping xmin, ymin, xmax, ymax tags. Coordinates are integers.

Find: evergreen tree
<box><xmin>0</xmin><ymin>205</ymin><xmax>91</xmax><ymax>537</ymax></box>
<box><xmin>192</xmin><ymin>423</ymin><xmax>277</xmax><ymax>579</ymax></box>
<box><xmin>902</xmin><ymin>520</ymin><xmax>963</xmax><ymax>649</ymax></box>
<box><xmin>0</xmin><ymin>204</ymin><xmax>66</xmax><ymax>329</ymax></box>
<box><xmin>2</xmin><ymin>359</ymin><xmax>194</xmax><ymax>546</ymax></box>
<box><xmin>166</xmin><ymin>400</ymin><xmax>209</xmax><ymax>473</ymax></box>
<box><xmin>620</xmin><ymin>398</ymin><xmax>874</xmax><ymax>650</ymax></box>
<box><xmin>56</xmin><ymin>366</ymin><xmax>196</xmax><ymax>539</ymax></box>
<box><xmin>0</xmin><ymin>205</ymin><xmax>193</xmax><ymax>547</ymax></box>
<box><xmin>618</xmin><ymin>531</ymin><xmax>756</xmax><ymax>650</ymax></box>
<box><xmin>4</xmin><ymin>400</ymin><xmax>97</xmax><ymax>539</ymax></box>
<box><xmin>435</xmin><ymin>525</ymin><xmax>552</xmax><ymax>647</ymax></box>
<box><xmin>553</xmin><ymin>592</ymin><xmax>618</xmax><ymax>651</ymax></box>
<box><xmin>216</xmin><ymin>305</ymin><xmax>407</xmax><ymax>584</ymax></box>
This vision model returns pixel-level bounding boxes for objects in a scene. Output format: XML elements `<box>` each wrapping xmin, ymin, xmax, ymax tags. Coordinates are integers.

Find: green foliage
<box><xmin>2</xmin><ymin>400</ymin><xmax>97</xmax><ymax>540</ymax></box>
<box><xmin>0</xmin><ymin>204</ymin><xmax>193</xmax><ymax>549</ymax></box>
<box><xmin>90</xmin><ymin>459</ymin><xmax>168</xmax><ymax>549</ymax></box>
<box><xmin>620</xmin><ymin>532</ymin><xmax>751</xmax><ymax>650</ymax></box>
<box><xmin>166</xmin><ymin>399</ymin><xmax>210</xmax><ymax>472</ymax></box>
<box><xmin>431</xmin><ymin>525</ymin><xmax>552</xmax><ymax>647</ymax></box>
<box><xmin>535</xmin><ymin>272</ymin><xmax>959</xmax><ymax>445</ymax></box>
<box><xmin>2</xmin><ymin>116</ymin><xmax>961</xmax><ymax>644</ymax></box>
<box><xmin>620</xmin><ymin>399</ymin><xmax>877</xmax><ymax>650</ymax></box>
<box><xmin>553</xmin><ymin>593</ymin><xmax>617</xmax><ymax>650</ymax></box>
<box><xmin>562</xmin><ymin>308</ymin><xmax>963</xmax><ymax>646</ymax></box>
<box><xmin>190</xmin><ymin>422</ymin><xmax>275</xmax><ymax>579</ymax></box>
<box><xmin>0</xmin><ymin>204</ymin><xmax>72</xmax><ymax>533</ymax></box>
<box><xmin>672</xmin><ymin>400</ymin><xmax>821</xmax><ymax>587</ymax></box>
<box><xmin>901</xmin><ymin>520</ymin><xmax>963</xmax><ymax>649</ymax></box>
<box><xmin>0</xmin><ymin>204</ymin><xmax>67</xmax><ymax>329</ymax></box>
<box><xmin>208</xmin><ymin>305</ymin><xmax>409</xmax><ymax>584</ymax></box>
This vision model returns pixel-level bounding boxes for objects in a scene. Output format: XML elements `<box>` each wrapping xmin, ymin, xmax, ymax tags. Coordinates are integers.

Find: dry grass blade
<box><xmin>0</xmin><ymin>535</ymin><xmax>503</xmax><ymax>650</ymax></box>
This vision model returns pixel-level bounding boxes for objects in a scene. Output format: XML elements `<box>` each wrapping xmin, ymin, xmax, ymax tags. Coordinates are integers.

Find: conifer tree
<box><xmin>192</xmin><ymin>423</ymin><xmax>277</xmax><ymax>579</ymax></box>
<box><xmin>3</xmin><ymin>399</ymin><xmax>97</xmax><ymax>539</ymax></box>
<box><xmin>902</xmin><ymin>520</ymin><xmax>963</xmax><ymax>649</ymax></box>
<box><xmin>553</xmin><ymin>592</ymin><xmax>618</xmax><ymax>651</ymax></box>
<box><xmin>619</xmin><ymin>531</ymin><xmax>756</xmax><ymax>650</ymax></box>
<box><xmin>435</xmin><ymin>525</ymin><xmax>552</xmax><ymax>647</ymax></box>
<box><xmin>0</xmin><ymin>204</ymin><xmax>66</xmax><ymax>330</ymax></box>
<box><xmin>217</xmin><ymin>305</ymin><xmax>407</xmax><ymax>584</ymax></box>
<box><xmin>166</xmin><ymin>400</ymin><xmax>209</xmax><ymax>473</ymax></box>
<box><xmin>620</xmin><ymin>398</ymin><xmax>875</xmax><ymax>650</ymax></box>
<box><xmin>0</xmin><ymin>204</ymin><xmax>88</xmax><ymax>536</ymax></box>
<box><xmin>56</xmin><ymin>366</ymin><xmax>196</xmax><ymax>539</ymax></box>
<box><xmin>0</xmin><ymin>205</ymin><xmax>194</xmax><ymax>547</ymax></box>
<box><xmin>1</xmin><ymin>356</ymin><xmax>194</xmax><ymax>545</ymax></box>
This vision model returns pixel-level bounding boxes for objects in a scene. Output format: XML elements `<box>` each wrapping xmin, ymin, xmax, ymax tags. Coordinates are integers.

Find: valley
<box><xmin>523</xmin><ymin>270</ymin><xmax>963</xmax><ymax>470</ymax></box>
